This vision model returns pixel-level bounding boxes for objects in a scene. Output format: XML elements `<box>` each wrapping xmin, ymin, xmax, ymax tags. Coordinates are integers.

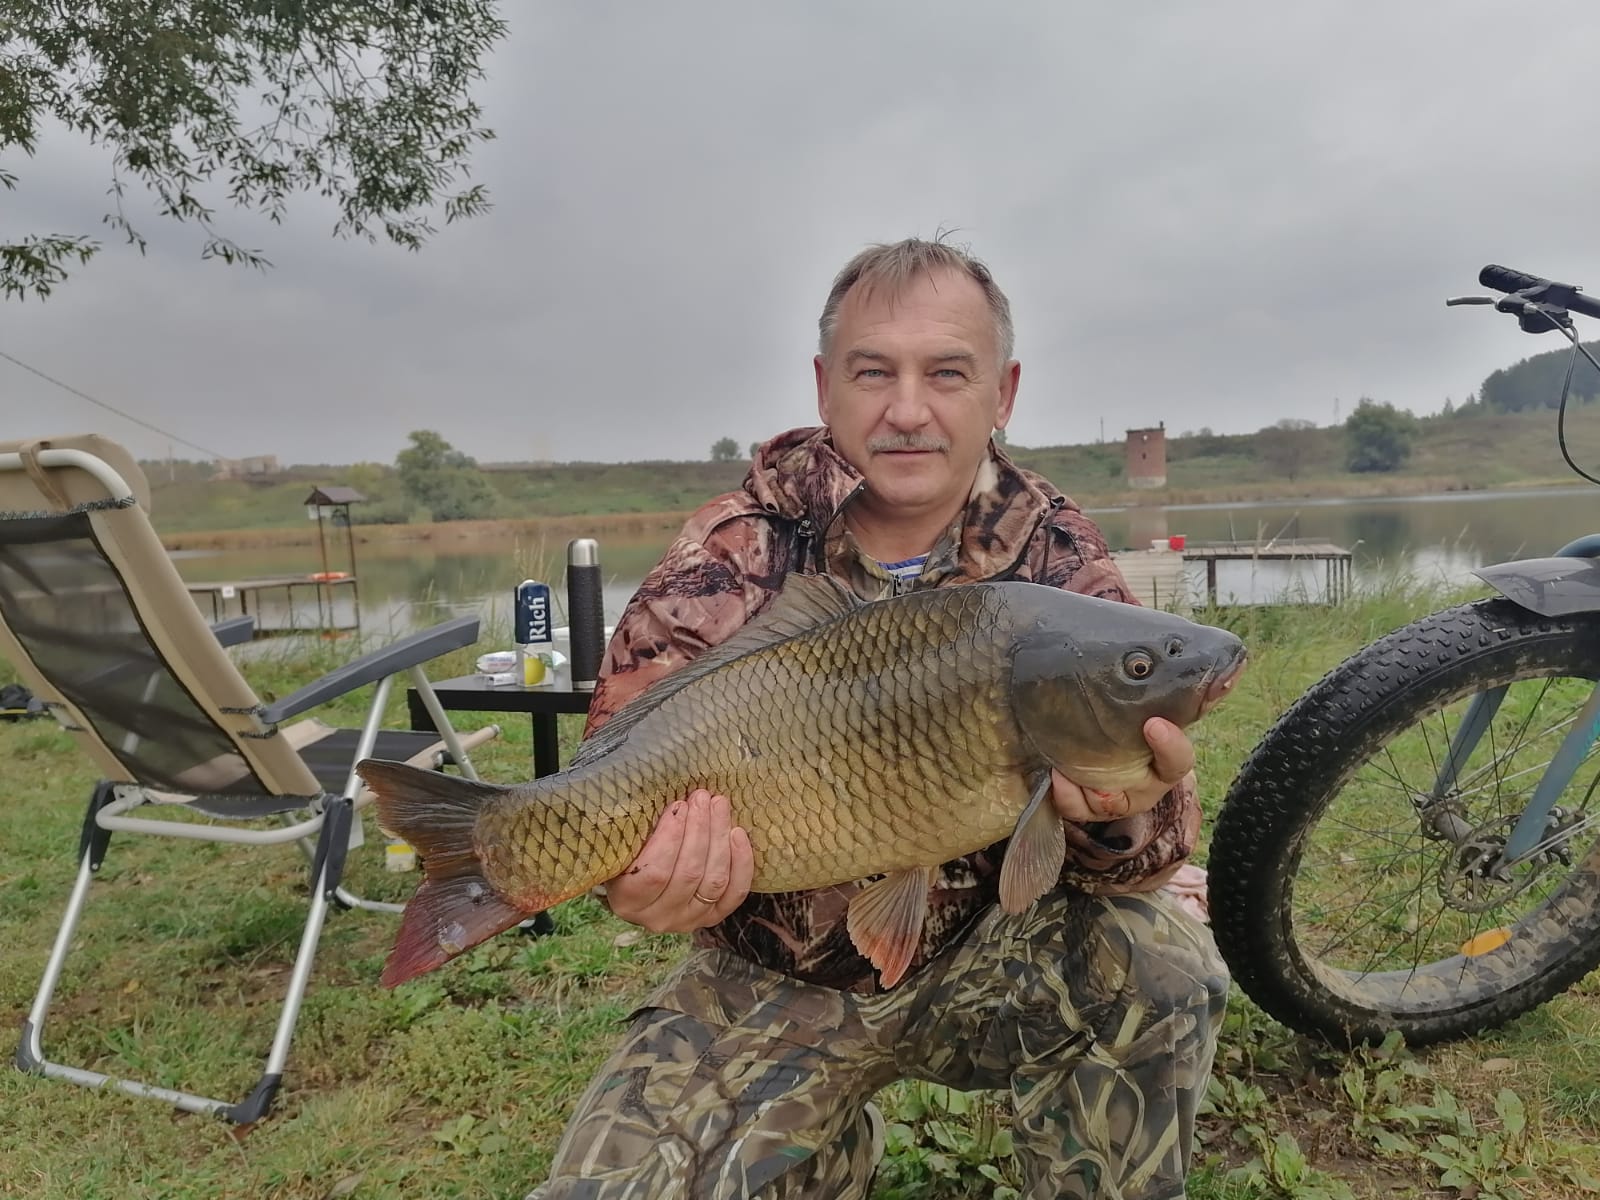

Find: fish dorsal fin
<box><xmin>723</xmin><ymin>571</ymin><xmax>864</xmax><ymax>646</ymax></box>
<box><xmin>571</xmin><ymin>573</ymin><xmax>862</xmax><ymax>768</ymax></box>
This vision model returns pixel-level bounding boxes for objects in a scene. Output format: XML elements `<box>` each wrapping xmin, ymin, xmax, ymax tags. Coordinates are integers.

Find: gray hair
<box><xmin>817</xmin><ymin>235</ymin><xmax>1015</xmax><ymax>365</ymax></box>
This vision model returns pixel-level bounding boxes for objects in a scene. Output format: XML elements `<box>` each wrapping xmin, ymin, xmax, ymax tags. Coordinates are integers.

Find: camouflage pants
<box><xmin>527</xmin><ymin>890</ymin><xmax>1228</xmax><ymax>1200</ymax></box>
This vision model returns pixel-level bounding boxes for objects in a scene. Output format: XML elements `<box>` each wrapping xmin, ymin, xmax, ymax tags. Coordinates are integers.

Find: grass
<box><xmin>3</xmin><ymin>584</ymin><xmax>1600</xmax><ymax>1198</ymax></box>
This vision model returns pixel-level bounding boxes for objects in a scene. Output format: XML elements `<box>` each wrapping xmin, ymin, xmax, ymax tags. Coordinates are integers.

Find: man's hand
<box><xmin>604</xmin><ymin>789</ymin><xmax>754</xmax><ymax>933</ymax></box>
<box><xmin>1050</xmin><ymin>717</ymin><xmax>1196</xmax><ymax>822</ymax></box>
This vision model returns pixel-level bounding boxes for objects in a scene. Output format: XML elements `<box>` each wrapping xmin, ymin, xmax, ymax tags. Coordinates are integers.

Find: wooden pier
<box><xmin>1182</xmin><ymin>539</ymin><xmax>1354</xmax><ymax>606</ymax></box>
<box><xmin>185</xmin><ymin>574</ymin><xmax>360</xmax><ymax>635</ymax></box>
<box><xmin>1110</xmin><ymin>548</ymin><xmax>1191</xmax><ymax>612</ymax></box>
<box><xmin>1111</xmin><ymin>538</ymin><xmax>1356</xmax><ymax>610</ymax></box>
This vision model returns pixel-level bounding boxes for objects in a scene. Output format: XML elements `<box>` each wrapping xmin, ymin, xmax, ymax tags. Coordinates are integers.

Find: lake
<box><xmin>176</xmin><ymin>485</ymin><xmax>1596</xmax><ymax>645</ymax></box>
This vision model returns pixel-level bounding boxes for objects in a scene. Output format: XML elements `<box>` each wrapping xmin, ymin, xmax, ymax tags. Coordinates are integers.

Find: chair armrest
<box><xmin>257</xmin><ymin>615</ymin><xmax>480</xmax><ymax>725</ymax></box>
<box><xmin>210</xmin><ymin>615</ymin><xmax>256</xmax><ymax>648</ymax></box>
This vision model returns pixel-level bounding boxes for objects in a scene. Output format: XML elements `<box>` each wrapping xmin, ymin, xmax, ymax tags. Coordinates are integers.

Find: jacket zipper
<box><xmin>794</xmin><ymin>518</ymin><xmax>816</xmax><ymax>574</ymax></box>
<box><xmin>793</xmin><ymin>480</ymin><xmax>866</xmax><ymax>575</ymax></box>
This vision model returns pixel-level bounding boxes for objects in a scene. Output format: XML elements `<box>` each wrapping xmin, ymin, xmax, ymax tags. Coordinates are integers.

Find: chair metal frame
<box><xmin>2</xmin><ymin>440</ymin><xmax>498</xmax><ymax>1122</ymax></box>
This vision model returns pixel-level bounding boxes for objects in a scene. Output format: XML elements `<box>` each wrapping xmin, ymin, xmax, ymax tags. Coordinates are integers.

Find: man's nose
<box><xmin>884</xmin><ymin>377</ymin><xmax>932</xmax><ymax>430</ymax></box>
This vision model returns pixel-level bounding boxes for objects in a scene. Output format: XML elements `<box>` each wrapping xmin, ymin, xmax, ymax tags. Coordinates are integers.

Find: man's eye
<box><xmin>934</xmin><ymin>369</ymin><xmax>964</xmax><ymax>379</ymax></box>
<box><xmin>857</xmin><ymin>368</ymin><xmax>887</xmax><ymax>379</ymax></box>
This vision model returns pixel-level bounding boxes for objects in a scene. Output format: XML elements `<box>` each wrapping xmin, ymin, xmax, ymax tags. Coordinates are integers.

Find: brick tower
<box><xmin>1124</xmin><ymin>423</ymin><xmax>1167</xmax><ymax>489</ymax></box>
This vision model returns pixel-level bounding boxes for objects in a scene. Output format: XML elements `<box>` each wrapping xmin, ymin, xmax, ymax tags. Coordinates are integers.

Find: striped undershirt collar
<box><xmin>876</xmin><ymin>553</ymin><xmax>929</xmax><ymax>583</ymax></box>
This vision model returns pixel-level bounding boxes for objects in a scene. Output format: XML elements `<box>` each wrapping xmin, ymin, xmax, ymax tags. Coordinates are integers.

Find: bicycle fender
<box><xmin>1474</xmin><ymin>555</ymin><xmax>1600</xmax><ymax>617</ymax></box>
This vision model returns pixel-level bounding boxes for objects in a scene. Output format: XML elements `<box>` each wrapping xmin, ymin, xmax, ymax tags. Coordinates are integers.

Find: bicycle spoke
<box><xmin>1306</xmin><ymin>848</ymin><xmax>1439</xmax><ymax>867</ymax></box>
<box><xmin>1218</xmin><ymin>595</ymin><xmax>1600</xmax><ymax>1043</ymax></box>
<box><xmin>1368</xmin><ymin>745</ymin><xmax>1413</xmax><ymax>794</ymax></box>
<box><xmin>1484</xmin><ymin>696</ymin><xmax>1509</xmax><ymax>824</ymax></box>
<box><xmin>1295</xmin><ymin>675</ymin><xmax>1600</xmax><ymax>980</ymax></box>
<box><xmin>1310</xmin><ymin>851</ymin><xmax>1441</xmax><ymax>968</ymax></box>
<box><xmin>1301</xmin><ymin>863</ymin><xmax>1421</xmax><ymax>960</ymax></box>
<box><xmin>1453</xmin><ymin>682</ymin><xmax>1572</xmax><ymax>795</ymax></box>
<box><xmin>1317</xmin><ymin>814</ymin><xmax>1424</xmax><ymax>854</ymax></box>
<box><xmin>1398</xmin><ymin>872</ymin><xmax>1459</xmax><ymax>991</ymax></box>
<box><xmin>1299</xmin><ymin>834</ymin><xmax>1434</xmax><ymax>907</ymax></box>
<box><xmin>1454</xmin><ymin>752</ymin><xmax>1581</xmax><ymax>802</ymax></box>
<box><xmin>1417</xmin><ymin>713</ymin><xmax>1443</xmax><ymax>795</ymax></box>
<box><xmin>1504</xmin><ymin>812</ymin><xmax>1600</xmax><ymax>868</ymax></box>
<box><xmin>1347</xmin><ymin>869</ymin><xmax>1441</xmax><ymax>978</ymax></box>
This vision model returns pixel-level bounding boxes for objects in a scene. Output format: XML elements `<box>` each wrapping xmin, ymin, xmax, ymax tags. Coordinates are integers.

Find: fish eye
<box><xmin>1124</xmin><ymin>651</ymin><xmax>1155</xmax><ymax>680</ymax></box>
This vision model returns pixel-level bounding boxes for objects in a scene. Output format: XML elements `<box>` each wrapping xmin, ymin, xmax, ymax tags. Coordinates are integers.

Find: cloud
<box><xmin>4</xmin><ymin>1</ymin><xmax>1597</xmax><ymax>465</ymax></box>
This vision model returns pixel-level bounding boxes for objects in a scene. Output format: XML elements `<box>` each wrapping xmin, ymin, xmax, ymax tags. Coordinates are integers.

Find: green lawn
<box><xmin>2</xmin><ymin>590</ymin><xmax>1598</xmax><ymax>1198</ymax></box>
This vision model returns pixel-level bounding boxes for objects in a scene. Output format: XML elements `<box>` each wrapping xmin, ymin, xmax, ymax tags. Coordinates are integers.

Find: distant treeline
<box><xmin>132</xmin><ymin>394</ymin><xmax>1600</xmax><ymax>537</ymax></box>
<box><xmin>1471</xmin><ymin>338</ymin><xmax>1600</xmax><ymax>412</ymax></box>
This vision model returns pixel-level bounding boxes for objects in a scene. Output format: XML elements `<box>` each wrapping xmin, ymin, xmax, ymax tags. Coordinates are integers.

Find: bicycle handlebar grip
<box><xmin>1479</xmin><ymin>264</ymin><xmax>1549</xmax><ymax>294</ymax></box>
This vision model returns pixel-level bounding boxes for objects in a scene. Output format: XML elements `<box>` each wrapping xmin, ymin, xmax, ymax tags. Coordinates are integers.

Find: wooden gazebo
<box><xmin>303</xmin><ymin>486</ymin><xmax>366</xmax><ymax>628</ymax></box>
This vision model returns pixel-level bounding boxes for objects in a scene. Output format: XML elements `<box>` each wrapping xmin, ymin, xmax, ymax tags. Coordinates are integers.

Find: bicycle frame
<box><xmin>1426</xmin><ymin>534</ymin><xmax>1600</xmax><ymax>865</ymax></box>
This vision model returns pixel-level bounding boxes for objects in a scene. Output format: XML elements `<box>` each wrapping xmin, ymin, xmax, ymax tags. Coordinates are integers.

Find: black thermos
<box><xmin>566</xmin><ymin>538</ymin><xmax>604</xmax><ymax>691</ymax></box>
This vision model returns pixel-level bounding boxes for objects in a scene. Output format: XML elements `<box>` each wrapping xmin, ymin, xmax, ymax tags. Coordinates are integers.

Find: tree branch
<box><xmin>0</xmin><ymin>2</ymin><xmax>508</xmax><ymax>300</ymax></box>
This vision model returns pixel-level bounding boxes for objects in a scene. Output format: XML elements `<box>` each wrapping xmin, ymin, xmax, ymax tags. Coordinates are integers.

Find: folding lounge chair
<box><xmin>0</xmin><ymin>434</ymin><xmax>500</xmax><ymax>1122</ymax></box>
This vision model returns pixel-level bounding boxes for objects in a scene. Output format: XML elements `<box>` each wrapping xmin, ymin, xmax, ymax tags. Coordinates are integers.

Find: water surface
<box><xmin>178</xmin><ymin>485</ymin><xmax>1597</xmax><ymax>638</ymax></box>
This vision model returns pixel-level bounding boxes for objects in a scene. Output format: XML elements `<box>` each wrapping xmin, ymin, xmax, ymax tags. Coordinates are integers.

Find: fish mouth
<box><xmin>1197</xmin><ymin>647</ymin><xmax>1248</xmax><ymax>717</ymax></box>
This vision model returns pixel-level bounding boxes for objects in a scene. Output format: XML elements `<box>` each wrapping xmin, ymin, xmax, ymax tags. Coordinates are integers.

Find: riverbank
<box><xmin>155</xmin><ymin>473</ymin><xmax>1581</xmax><ymax>555</ymax></box>
<box><xmin>145</xmin><ymin>405</ymin><xmax>1600</xmax><ymax>548</ymax></box>
<box><xmin>159</xmin><ymin>509</ymin><xmax>692</xmax><ymax>553</ymax></box>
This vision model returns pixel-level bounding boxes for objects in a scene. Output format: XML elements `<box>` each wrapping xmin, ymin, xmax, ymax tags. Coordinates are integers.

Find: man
<box><xmin>530</xmin><ymin>238</ymin><xmax>1227</xmax><ymax>1200</ymax></box>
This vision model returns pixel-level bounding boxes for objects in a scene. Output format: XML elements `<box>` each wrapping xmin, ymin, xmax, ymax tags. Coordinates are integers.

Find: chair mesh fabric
<box><xmin>296</xmin><ymin>728</ymin><xmax>448</xmax><ymax>792</ymax></box>
<box><xmin>0</xmin><ymin>511</ymin><xmax>265</xmax><ymax>795</ymax></box>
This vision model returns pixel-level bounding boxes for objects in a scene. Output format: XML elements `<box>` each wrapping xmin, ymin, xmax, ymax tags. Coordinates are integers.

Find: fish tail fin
<box><xmin>356</xmin><ymin>758</ymin><xmax>528</xmax><ymax>987</ymax></box>
<box><xmin>358</xmin><ymin>757</ymin><xmax>496</xmax><ymax>868</ymax></box>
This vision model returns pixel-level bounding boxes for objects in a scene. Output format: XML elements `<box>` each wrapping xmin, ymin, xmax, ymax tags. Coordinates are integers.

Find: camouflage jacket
<box><xmin>584</xmin><ymin>426</ymin><xmax>1201</xmax><ymax>993</ymax></box>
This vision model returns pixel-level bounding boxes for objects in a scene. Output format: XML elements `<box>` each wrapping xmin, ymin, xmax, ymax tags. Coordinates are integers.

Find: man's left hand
<box><xmin>1050</xmin><ymin>716</ymin><xmax>1196</xmax><ymax>823</ymax></box>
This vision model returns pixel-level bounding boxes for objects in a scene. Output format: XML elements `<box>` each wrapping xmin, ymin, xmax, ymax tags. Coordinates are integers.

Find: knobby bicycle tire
<box><xmin>1211</xmin><ymin>597</ymin><xmax>1600</xmax><ymax>1046</ymax></box>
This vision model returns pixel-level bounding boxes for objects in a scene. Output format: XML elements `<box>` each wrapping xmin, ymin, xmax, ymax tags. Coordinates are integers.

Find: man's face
<box><xmin>815</xmin><ymin>268</ymin><xmax>1019</xmax><ymax>523</ymax></box>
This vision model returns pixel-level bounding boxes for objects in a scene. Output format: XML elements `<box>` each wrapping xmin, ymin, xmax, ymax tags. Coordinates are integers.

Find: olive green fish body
<box><xmin>359</xmin><ymin>575</ymin><xmax>1247</xmax><ymax>987</ymax></box>
<box><xmin>476</xmin><ymin>584</ymin><xmax>1031</xmax><ymax>907</ymax></box>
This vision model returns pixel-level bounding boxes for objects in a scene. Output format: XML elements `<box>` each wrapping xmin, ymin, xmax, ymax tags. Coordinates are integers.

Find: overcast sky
<box><xmin>5</xmin><ymin>2</ymin><xmax>1599</xmax><ymax>467</ymax></box>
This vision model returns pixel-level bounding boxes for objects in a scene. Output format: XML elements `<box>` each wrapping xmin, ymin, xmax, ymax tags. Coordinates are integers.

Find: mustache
<box><xmin>866</xmin><ymin>434</ymin><xmax>950</xmax><ymax>454</ymax></box>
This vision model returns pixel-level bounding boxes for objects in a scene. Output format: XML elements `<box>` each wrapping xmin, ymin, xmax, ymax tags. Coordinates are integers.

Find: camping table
<box><xmin>406</xmin><ymin>668</ymin><xmax>594</xmax><ymax>778</ymax></box>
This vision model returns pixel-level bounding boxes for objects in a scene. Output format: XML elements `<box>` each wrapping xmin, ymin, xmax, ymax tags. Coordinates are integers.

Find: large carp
<box><xmin>358</xmin><ymin>575</ymin><xmax>1245</xmax><ymax>988</ymax></box>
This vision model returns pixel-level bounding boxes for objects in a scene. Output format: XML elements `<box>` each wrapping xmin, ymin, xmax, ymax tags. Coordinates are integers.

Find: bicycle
<box><xmin>1209</xmin><ymin>264</ymin><xmax>1600</xmax><ymax>1046</ymax></box>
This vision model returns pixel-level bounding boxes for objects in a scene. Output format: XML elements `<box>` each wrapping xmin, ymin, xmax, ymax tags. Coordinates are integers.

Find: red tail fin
<box><xmin>383</xmin><ymin>875</ymin><xmax>526</xmax><ymax>986</ymax></box>
<box><xmin>357</xmin><ymin>759</ymin><xmax>529</xmax><ymax>987</ymax></box>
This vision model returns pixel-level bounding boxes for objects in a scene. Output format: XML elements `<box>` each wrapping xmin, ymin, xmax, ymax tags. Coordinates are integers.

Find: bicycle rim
<box><xmin>1287</xmin><ymin>659</ymin><xmax>1600</xmax><ymax>1023</ymax></box>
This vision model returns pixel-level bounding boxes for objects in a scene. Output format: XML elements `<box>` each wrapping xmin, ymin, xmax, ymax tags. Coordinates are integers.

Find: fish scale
<box><xmin>359</xmin><ymin>574</ymin><xmax>1247</xmax><ymax>987</ymax></box>
<box><xmin>481</xmin><ymin>585</ymin><xmax>1026</xmax><ymax>899</ymax></box>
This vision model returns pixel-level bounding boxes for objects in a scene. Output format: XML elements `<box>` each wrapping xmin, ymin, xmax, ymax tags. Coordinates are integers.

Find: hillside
<box><xmin>140</xmin><ymin>405</ymin><xmax>1600</xmax><ymax>542</ymax></box>
<box><xmin>1475</xmin><ymin>337</ymin><xmax>1600</xmax><ymax>411</ymax></box>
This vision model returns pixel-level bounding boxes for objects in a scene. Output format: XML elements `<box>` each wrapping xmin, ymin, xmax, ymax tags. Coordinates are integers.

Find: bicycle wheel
<box><xmin>1210</xmin><ymin>597</ymin><xmax>1600</xmax><ymax>1046</ymax></box>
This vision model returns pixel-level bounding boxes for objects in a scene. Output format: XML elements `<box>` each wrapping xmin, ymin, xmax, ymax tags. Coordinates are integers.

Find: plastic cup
<box><xmin>1169</xmin><ymin>534</ymin><xmax>1187</xmax><ymax>551</ymax></box>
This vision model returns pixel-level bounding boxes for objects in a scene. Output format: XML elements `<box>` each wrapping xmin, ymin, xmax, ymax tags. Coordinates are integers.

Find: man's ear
<box><xmin>815</xmin><ymin>355</ymin><xmax>831</xmax><ymax>423</ymax></box>
<box><xmin>993</xmin><ymin>360</ymin><xmax>1021</xmax><ymax>430</ymax></box>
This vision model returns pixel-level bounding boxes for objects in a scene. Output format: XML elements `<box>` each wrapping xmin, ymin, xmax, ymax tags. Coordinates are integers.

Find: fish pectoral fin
<box><xmin>846</xmin><ymin>866</ymin><xmax>936</xmax><ymax>989</ymax></box>
<box><xmin>998</xmin><ymin>773</ymin><xmax>1066</xmax><ymax>914</ymax></box>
